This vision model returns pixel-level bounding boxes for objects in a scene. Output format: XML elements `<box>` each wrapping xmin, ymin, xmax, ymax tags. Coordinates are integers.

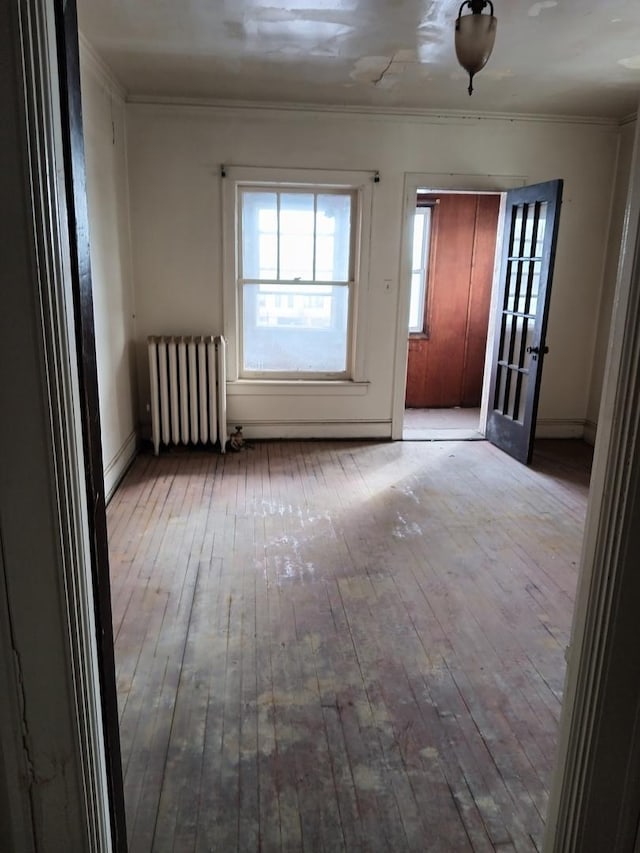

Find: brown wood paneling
<box><xmin>405</xmin><ymin>337</ymin><xmax>429</xmax><ymax>409</ymax></box>
<box><xmin>462</xmin><ymin>194</ymin><xmax>501</xmax><ymax>406</ymax></box>
<box><xmin>405</xmin><ymin>193</ymin><xmax>500</xmax><ymax>409</ymax></box>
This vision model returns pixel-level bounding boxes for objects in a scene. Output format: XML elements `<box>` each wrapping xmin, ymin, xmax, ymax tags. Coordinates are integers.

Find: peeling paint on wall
<box><xmin>618</xmin><ymin>55</ymin><xmax>640</xmax><ymax>70</ymax></box>
<box><xmin>350</xmin><ymin>53</ymin><xmax>432</xmax><ymax>88</ymax></box>
<box><xmin>350</xmin><ymin>55</ymin><xmax>393</xmax><ymax>84</ymax></box>
<box><xmin>528</xmin><ymin>1</ymin><xmax>558</xmax><ymax>17</ymax></box>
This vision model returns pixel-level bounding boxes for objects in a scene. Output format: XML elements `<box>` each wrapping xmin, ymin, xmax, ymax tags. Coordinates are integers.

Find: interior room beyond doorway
<box><xmin>403</xmin><ymin>190</ymin><xmax>501</xmax><ymax>442</ymax></box>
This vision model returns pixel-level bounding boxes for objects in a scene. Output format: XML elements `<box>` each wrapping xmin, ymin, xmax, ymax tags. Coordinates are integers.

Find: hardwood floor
<box><xmin>107</xmin><ymin>439</ymin><xmax>592</xmax><ymax>852</ymax></box>
<box><xmin>402</xmin><ymin>408</ymin><xmax>482</xmax><ymax>441</ymax></box>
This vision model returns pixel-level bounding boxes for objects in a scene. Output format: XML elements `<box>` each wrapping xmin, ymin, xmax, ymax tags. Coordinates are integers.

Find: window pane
<box><xmin>242</xmin><ymin>191</ymin><xmax>278</xmax><ymax>279</ymax></box>
<box><xmin>243</xmin><ymin>283</ymin><xmax>348</xmax><ymax>373</ymax></box>
<box><xmin>408</xmin><ymin>208</ymin><xmax>430</xmax><ymax>333</ymax></box>
<box><xmin>412</xmin><ymin>212</ymin><xmax>425</xmax><ymax>269</ymax></box>
<box><xmin>316</xmin><ymin>194</ymin><xmax>351</xmax><ymax>281</ymax></box>
<box><xmin>409</xmin><ymin>273</ymin><xmax>424</xmax><ymax>331</ymax></box>
<box><xmin>279</xmin><ymin>193</ymin><xmax>315</xmax><ymax>280</ymax></box>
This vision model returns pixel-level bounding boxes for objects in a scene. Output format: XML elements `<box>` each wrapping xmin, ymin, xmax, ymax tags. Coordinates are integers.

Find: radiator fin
<box><xmin>148</xmin><ymin>335</ymin><xmax>227</xmax><ymax>455</ymax></box>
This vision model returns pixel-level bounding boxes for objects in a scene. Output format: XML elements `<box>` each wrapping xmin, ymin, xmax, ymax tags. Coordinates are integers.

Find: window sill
<box><xmin>227</xmin><ymin>379</ymin><xmax>370</xmax><ymax>397</ymax></box>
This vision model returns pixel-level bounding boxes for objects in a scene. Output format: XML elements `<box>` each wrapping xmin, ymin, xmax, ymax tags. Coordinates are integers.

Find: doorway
<box><xmin>392</xmin><ymin>173</ymin><xmax>528</xmax><ymax>442</ymax></box>
<box><xmin>402</xmin><ymin>190</ymin><xmax>501</xmax><ymax>441</ymax></box>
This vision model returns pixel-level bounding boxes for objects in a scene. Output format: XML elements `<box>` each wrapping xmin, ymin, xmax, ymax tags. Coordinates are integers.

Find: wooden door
<box><xmin>405</xmin><ymin>193</ymin><xmax>500</xmax><ymax>408</ymax></box>
<box><xmin>485</xmin><ymin>180</ymin><xmax>563</xmax><ymax>464</ymax></box>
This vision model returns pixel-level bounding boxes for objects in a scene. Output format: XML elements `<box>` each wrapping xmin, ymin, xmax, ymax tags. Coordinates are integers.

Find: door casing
<box><xmin>0</xmin><ymin>0</ymin><xmax>114</xmax><ymax>847</ymax></box>
<box><xmin>405</xmin><ymin>192</ymin><xmax>501</xmax><ymax>410</ymax></box>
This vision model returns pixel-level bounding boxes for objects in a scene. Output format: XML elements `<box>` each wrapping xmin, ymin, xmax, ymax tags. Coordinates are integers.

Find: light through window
<box><xmin>239</xmin><ymin>188</ymin><xmax>355</xmax><ymax>376</ymax></box>
<box><xmin>409</xmin><ymin>206</ymin><xmax>432</xmax><ymax>334</ymax></box>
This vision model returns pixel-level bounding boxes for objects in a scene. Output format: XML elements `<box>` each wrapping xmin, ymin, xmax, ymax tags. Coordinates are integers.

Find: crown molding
<box><xmin>78</xmin><ymin>34</ymin><xmax>127</xmax><ymax>102</ymax></box>
<box><xmin>124</xmin><ymin>93</ymin><xmax>623</xmax><ymax>128</ymax></box>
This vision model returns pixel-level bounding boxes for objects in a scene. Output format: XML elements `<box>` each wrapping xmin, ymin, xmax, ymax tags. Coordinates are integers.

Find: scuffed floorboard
<box><xmin>107</xmin><ymin>439</ymin><xmax>591</xmax><ymax>852</ymax></box>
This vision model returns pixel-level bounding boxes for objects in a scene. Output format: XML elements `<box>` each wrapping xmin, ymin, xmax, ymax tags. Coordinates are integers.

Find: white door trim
<box><xmin>0</xmin><ymin>0</ymin><xmax>112</xmax><ymax>848</ymax></box>
<box><xmin>545</xmin><ymin>108</ymin><xmax>640</xmax><ymax>851</ymax></box>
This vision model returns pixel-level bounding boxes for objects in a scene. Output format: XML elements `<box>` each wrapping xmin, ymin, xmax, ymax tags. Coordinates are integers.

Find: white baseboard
<box><xmin>535</xmin><ymin>418</ymin><xmax>587</xmax><ymax>439</ymax></box>
<box><xmin>233</xmin><ymin>420</ymin><xmax>392</xmax><ymax>440</ymax></box>
<box><xmin>103</xmin><ymin>430</ymin><xmax>137</xmax><ymax>503</ymax></box>
<box><xmin>141</xmin><ymin>415</ymin><xmax>595</xmax><ymax>445</ymax></box>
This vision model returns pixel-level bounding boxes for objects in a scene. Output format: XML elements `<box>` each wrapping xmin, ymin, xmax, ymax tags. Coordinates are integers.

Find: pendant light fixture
<box><xmin>455</xmin><ymin>0</ymin><xmax>497</xmax><ymax>95</ymax></box>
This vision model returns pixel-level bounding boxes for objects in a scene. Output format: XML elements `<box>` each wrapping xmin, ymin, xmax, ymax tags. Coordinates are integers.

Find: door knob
<box><xmin>526</xmin><ymin>345</ymin><xmax>549</xmax><ymax>356</ymax></box>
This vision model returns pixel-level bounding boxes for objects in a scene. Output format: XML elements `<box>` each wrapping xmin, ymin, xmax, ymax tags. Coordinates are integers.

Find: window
<box><xmin>238</xmin><ymin>187</ymin><xmax>356</xmax><ymax>377</ymax></box>
<box><xmin>408</xmin><ymin>205</ymin><xmax>432</xmax><ymax>334</ymax></box>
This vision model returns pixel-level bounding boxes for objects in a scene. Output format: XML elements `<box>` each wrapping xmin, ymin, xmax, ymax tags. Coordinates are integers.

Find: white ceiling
<box><xmin>78</xmin><ymin>0</ymin><xmax>640</xmax><ymax>119</ymax></box>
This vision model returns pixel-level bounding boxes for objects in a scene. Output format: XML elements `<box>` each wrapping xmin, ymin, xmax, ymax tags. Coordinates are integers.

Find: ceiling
<box><xmin>77</xmin><ymin>0</ymin><xmax>640</xmax><ymax>119</ymax></box>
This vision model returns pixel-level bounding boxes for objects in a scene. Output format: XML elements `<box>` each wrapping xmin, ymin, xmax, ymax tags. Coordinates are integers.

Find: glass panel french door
<box><xmin>486</xmin><ymin>180</ymin><xmax>563</xmax><ymax>464</ymax></box>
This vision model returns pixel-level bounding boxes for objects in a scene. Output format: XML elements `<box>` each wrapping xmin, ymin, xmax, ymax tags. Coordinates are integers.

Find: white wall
<box><xmin>126</xmin><ymin>102</ymin><xmax>622</xmax><ymax>440</ymax></box>
<box><xmin>81</xmin><ymin>44</ymin><xmax>137</xmax><ymax>497</ymax></box>
<box><xmin>585</xmin><ymin>119</ymin><xmax>636</xmax><ymax>443</ymax></box>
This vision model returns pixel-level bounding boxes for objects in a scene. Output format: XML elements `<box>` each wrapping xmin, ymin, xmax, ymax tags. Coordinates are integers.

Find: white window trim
<box><xmin>222</xmin><ymin>166</ymin><xmax>373</xmax><ymax>385</ymax></box>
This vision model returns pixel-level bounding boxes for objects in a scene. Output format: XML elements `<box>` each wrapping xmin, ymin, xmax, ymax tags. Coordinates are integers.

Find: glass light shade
<box><xmin>455</xmin><ymin>13</ymin><xmax>497</xmax><ymax>94</ymax></box>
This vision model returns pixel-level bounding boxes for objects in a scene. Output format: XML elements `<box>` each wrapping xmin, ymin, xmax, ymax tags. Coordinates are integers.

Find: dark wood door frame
<box><xmin>54</xmin><ymin>1</ymin><xmax>127</xmax><ymax>848</ymax></box>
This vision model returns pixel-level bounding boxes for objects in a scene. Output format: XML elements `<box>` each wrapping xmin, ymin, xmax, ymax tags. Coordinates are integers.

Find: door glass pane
<box><xmin>512</xmin><ymin>316</ymin><xmax>526</xmax><ymax>368</ymax></box>
<box><xmin>534</xmin><ymin>202</ymin><xmax>547</xmax><ymax>256</ymax></box>
<box><xmin>514</xmin><ymin>261</ymin><xmax>525</xmax><ymax>312</ymax></box>
<box><xmin>242</xmin><ymin>191</ymin><xmax>278</xmax><ymax>279</ymax></box>
<box><xmin>526</xmin><ymin>261</ymin><xmax>542</xmax><ymax>315</ymax></box>
<box><xmin>279</xmin><ymin>193</ymin><xmax>315</xmax><ymax>280</ymax></box>
<box><xmin>514</xmin><ymin>373</ymin><xmax>528</xmax><ymax>423</ymax></box>
<box><xmin>243</xmin><ymin>283</ymin><xmax>348</xmax><ymax>373</ymax></box>
<box><xmin>517</xmin><ymin>261</ymin><xmax>529</xmax><ymax>313</ymax></box>
<box><xmin>495</xmin><ymin>364</ymin><xmax>506</xmax><ymax>412</ymax></box>
<box><xmin>506</xmin><ymin>262</ymin><xmax>518</xmax><ymax>312</ymax></box>
<box><xmin>512</xmin><ymin>204</ymin><xmax>525</xmax><ymax>255</ymax></box>
<box><xmin>500</xmin><ymin>317</ymin><xmax>513</xmax><ymax>363</ymax></box>
<box><xmin>523</xmin><ymin>206</ymin><xmax>533</xmax><ymax>257</ymax></box>
<box><xmin>519</xmin><ymin>262</ymin><xmax>541</xmax><ymax>314</ymax></box>
<box><xmin>316</xmin><ymin>194</ymin><xmax>351</xmax><ymax>281</ymax></box>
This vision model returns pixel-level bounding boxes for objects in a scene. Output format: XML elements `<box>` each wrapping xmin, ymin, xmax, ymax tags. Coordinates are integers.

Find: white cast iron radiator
<box><xmin>147</xmin><ymin>335</ymin><xmax>228</xmax><ymax>455</ymax></box>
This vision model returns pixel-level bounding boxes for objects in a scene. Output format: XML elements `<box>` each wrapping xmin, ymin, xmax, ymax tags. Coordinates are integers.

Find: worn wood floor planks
<box><xmin>107</xmin><ymin>438</ymin><xmax>592</xmax><ymax>852</ymax></box>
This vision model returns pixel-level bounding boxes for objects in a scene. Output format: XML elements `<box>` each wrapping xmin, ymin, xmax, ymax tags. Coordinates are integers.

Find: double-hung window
<box><xmin>408</xmin><ymin>203</ymin><xmax>433</xmax><ymax>335</ymax></box>
<box><xmin>237</xmin><ymin>186</ymin><xmax>356</xmax><ymax>378</ymax></box>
